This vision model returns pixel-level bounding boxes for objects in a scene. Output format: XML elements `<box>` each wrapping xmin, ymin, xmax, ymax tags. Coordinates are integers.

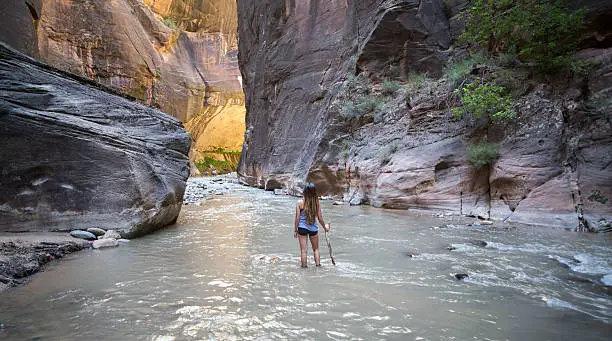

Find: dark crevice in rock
<box><xmin>24</xmin><ymin>1</ymin><xmax>39</xmax><ymax>21</ymax></box>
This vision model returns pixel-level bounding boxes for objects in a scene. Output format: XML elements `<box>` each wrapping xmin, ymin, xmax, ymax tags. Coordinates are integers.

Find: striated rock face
<box><xmin>236</xmin><ymin>0</ymin><xmax>612</xmax><ymax>231</ymax></box>
<box><xmin>0</xmin><ymin>44</ymin><xmax>190</xmax><ymax>237</ymax></box>
<box><xmin>0</xmin><ymin>0</ymin><xmax>244</xmax><ymax>160</ymax></box>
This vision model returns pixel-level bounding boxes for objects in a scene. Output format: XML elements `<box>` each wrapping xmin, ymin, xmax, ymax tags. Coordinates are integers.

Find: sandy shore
<box><xmin>0</xmin><ymin>233</ymin><xmax>89</xmax><ymax>292</ymax></box>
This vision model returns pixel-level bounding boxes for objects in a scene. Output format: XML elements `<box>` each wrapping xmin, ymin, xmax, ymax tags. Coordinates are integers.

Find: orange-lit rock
<box><xmin>0</xmin><ymin>0</ymin><xmax>244</xmax><ymax>160</ymax></box>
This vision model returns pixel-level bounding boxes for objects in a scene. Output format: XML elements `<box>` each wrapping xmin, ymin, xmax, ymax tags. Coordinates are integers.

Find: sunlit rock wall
<box><xmin>0</xmin><ymin>0</ymin><xmax>244</xmax><ymax>160</ymax></box>
<box><xmin>236</xmin><ymin>0</ymin><xmax>612</xmax><ymax>231</ymax></box>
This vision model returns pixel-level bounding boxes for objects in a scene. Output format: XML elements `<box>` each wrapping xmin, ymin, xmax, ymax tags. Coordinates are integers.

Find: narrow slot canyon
<box><xmin>0</xmin><ymin>0</ymin><xmax>246</xmax><ymax>176</ymax></box>
<box><xmin>0</xmin><ymin>1</ymin><xmax>611</xmax><ymax>339</ymax></box>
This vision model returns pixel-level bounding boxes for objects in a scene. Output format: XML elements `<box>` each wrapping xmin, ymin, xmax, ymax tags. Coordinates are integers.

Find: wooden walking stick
<box><xmin>324</xmin><ymin>225</ymin><xmax>336</xmax><ymax>265</ymax></box>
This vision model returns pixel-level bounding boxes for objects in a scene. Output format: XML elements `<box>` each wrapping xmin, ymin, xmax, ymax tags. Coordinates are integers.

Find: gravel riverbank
<box><xmin>0</xmin><ymin>233</ymin><xmax>89</xmax><ymax>292</ymax></box>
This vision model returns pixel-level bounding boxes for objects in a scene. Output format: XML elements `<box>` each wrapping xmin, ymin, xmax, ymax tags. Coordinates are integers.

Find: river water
<box><xmin>1</xmin><ymin>178</ymin><xmax>611</xmax><ymax>340</ymax></box>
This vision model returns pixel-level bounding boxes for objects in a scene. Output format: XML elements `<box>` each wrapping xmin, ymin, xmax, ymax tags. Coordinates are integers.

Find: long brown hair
<box><xmin>303</xmin><ymin>183</ymin><xmax>319</xmax><ymax>225</ymax></box>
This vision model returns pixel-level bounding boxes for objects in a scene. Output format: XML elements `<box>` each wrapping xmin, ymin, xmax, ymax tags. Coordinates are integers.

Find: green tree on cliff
<box><xmin>459</xmin><ymin>0</ymin><xmax>587</xmax><ymax>69</ymax></box>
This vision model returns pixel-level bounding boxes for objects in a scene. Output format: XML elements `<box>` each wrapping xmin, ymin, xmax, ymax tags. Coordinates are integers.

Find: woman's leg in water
<box><xmin>309</xmin><ymin>234</ymin><xmax>320</xmax><ymax>266</ymax></box>
<box><xmin>298</xmin><ymin>234</ymin><xmax>308</xmax><ymax>267</ymax></box>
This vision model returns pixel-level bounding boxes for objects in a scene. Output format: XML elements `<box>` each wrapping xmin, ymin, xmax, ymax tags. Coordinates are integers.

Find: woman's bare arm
<box><xmin>317</xmin><ymin>205</ymin><xmax>329</xmax><ymax>232</ymax></box>
<box><xmin>294</xmin><ymin>201</ymin><xmax>302</xmax><ymax>238</ymax></box>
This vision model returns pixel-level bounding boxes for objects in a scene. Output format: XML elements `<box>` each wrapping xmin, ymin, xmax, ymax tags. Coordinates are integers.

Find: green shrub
<box><xmin>194</xmin><ymin>147</ymin><xmax>240</xmax><ymax>175</ymax></box>
<box><xmin>377</xmin><ymin>141</ymin><xmax>399</xmax><ymax>165</ymax></box>
<box><xmin>340</xmin><ymin>101</ymin><xmax>357</xmax><ymax>119</ymax></box>
<box><xmin>381</xmin><ymin>79</ymin><xmax>401</xmax><ymax>96</ymax></box>
<box><xmin>387</xmin><ymin>56</ymin><xmax>400</xmax><ymax>64</ymax></box>
<box><xmin>495</xmin><ymin>50</ymin><xmax>519</xmax><ymax>67</ymax></box>
<box><xmin>443</xmin><ymin>53</ymin><xmax>487</xmax><ymax>89</ymax></box>
<box><xmin>584</xmin><ymin>92</ymin><xmax>612</xmax><ymax>115</ymax></box>
<box><xmin>492</xmin><ymin>69</ymin><xmax>530</xmax><ymax>98</ymax></box>
<box><xmin>340</xmin><ymin>94</ymin><xmax>382</xmax><ymax>120</ymax></box>
<box><xmin>452</xmin><ymin>81</ymin><xmax>515</xmax><ymax>120</ymax></box>
<box><xmin>163</xmin><ymin>18</ymin><xmax>179</xmax><ymax>30</ymax></box>
<box><xmin>345</xmin><ymin>74</ymin><xmax>372</xmax><ymax>95</ymax></box>
<box><xmin>405</xmin><ymin>72</ymin><xmax>432</xmax><ymax>93</ymax></box>
<box><xmin>587</xmin><ymin>189</ymin><xmax>608</xmax><ymax>204</ymax></box>
<box><xmin>459</xmin><ymin>0</ymin><xmax>587</xmax><ymax>70</ymax></box>
<box><xmin>355</xmin><ymin>95</ymin><xmax>381</xmax><ymax>115</ymax></box>
<box><xmin>466</xmin><ymin>142</ymin><xmax>499</xmax><ymax>167</ymax></box>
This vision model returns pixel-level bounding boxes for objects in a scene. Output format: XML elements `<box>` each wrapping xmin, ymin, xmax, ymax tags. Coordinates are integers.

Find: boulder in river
<box><xmin>70</xmin><ymin>230</ymin><xmax>97</xmax><ymax>240</ymax></box>
<box><xmin>86</xmin><ymin>228</ymin><xmax>106</xmax><ymax>236</ymax></box>
<box><xmin>92</xmin><ymin>238</ymin><xmax>119</xmax><ymax>249</ymax></box>
<box><xmin>0</xmin><ymin>43</ymin><xmax>190</xmax><ymax>238</ymax></box>
<box><xmin>454</xmin><ymin>273</ymin><xmax>469</xmax><ymax>280</ymax></box>
<box><xmin>470</xmin><ymin>240</ymin><xmax>488</xmax><ymax>247</ymax></box>
<box><xmin>102</xmin><ymin>230</ymin><xmax>122</xmax><ymax>240</ymax></box>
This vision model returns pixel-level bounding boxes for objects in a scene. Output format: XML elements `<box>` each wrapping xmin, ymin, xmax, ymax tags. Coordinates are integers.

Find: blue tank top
<box><xmin>298</xmin><ymin>209</ymin><xmax>318</xmax><ymax>232</ymax></box>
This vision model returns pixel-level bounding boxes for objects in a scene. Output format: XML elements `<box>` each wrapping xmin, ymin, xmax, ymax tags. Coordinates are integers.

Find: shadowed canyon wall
<box><xmin>0</xmin><ymin>44</ymin><xmax>190</xmax><ymax>237</ymax></box>
<box><xmin>236</xmin><ymin>0</ymin><xmax>612</xmax><ymax>231</ymax></box>
<box><xmin>0</xmin><ymin>0</ymin><xmax>245</xmax><ymax>163</ymax></box>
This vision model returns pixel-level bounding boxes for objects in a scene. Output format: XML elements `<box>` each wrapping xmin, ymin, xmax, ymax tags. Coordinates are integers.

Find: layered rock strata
<box><xmin>0</xmin><ymin>44</ymin><xmax>190</xmax><ymax>237</ymax></box>
<box><xmin>0</xmin><ymin>0</ymin><xmax>244</xmax><ymax>160</ymax></box>
<box><xmin>236</xmin><ymin>0</ymin><xmax>611</xmax><ymax>231</ymax></box>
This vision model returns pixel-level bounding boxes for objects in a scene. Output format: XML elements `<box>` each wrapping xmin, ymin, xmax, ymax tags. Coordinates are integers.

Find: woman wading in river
<box><xmin>294</xmin><ymin>183</ymin><xmax>330</xmax><ymax>267</ymax></box>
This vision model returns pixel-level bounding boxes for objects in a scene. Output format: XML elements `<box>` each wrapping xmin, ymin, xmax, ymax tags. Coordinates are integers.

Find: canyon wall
<box><xmin>0</xmin><ymin>0</ymin><xmax>245</xmax><ymax>160</ymax></box>
<box><xmin>236</xmin><ymin>0</ymin><xmax>612</xmax><ymax>231</ymax></box>
<box><xmin>0</xmin><ymin>44</ymin><xmax>190</xmax><ymax>237</ymax></box>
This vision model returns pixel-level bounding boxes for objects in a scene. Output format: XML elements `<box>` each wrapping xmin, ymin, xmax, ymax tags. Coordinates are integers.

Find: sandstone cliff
<box><xmin>236</xmin><ymin>0</ymin><xmax>611</xmax><ymax>231</ymax></box>
<box><xmin>0</xmin><ymin>0</ymin><xmax>244</xmax><ymax>161</ymax></box>
<box><xmin>0</xmin><ymin>44</ymin><xmax>190</xmax><ymax>237</ymax></box>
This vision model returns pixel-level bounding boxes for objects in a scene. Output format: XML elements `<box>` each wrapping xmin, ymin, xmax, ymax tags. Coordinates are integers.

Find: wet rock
<box><xmin>70</xmin><ymin>230</ymin><xmax>97</xmax><ymax>241</ymax></box>
<box><xmin>332</xmin><ymin>201</ymin><xmax>344</xmax><ymax>205</ymax></box>
<box><xmin>598</xmin><ymin>285</ymin><xmax>612</xmax><ymax>296</ymax></box>
<box><xmin>102</xmin><ymin>230</ymin><xmax>122</xmax><ymax>240</ymax></box>
<box><xmin>274</xmin><ymin>188</ymin><xmax>288</xmax><ymax>196</ymax></box>
<box><xmin>349</xmin><ymin>197</ymin><xmax>362</xmax><ymax>206</ymax></box>
<box><xmin>92</xmin><ymin>238</ymin><xmax>119</xmax><ymax>249</ymax></box>
<box><xmin>565</xmin><ymin>274</ymin><xmax>594</xmax><ymax>284</ymax></box>
<box><xmin>454</xmin><ymin>273</ymin><xmax>469</xmax><ymax>280</ymax></box>
<box><xmin>86</xmin><ymin>228</ymin><xmax>106</xmax><ymax>236</ymax></box>
<box><xmin>404</xmin><ymin>252</ymin><xmax>418</xmax><ymax>258</ymax></box>
<box><xmin>446</xmin><ymin>246</ymin><xmax>457</xmax><ymax>251</ymax></box>
<box><xmin>470</xmin><ymin>240</ymin><xmax>488</xmax><ymax>247</ymax></box>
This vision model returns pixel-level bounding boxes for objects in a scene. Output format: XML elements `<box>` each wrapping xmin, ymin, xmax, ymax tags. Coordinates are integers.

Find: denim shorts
<box><xmin>297</xmin><ymin>227</ymin><xmax>318</xmax><ymax>236</ymax></box>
